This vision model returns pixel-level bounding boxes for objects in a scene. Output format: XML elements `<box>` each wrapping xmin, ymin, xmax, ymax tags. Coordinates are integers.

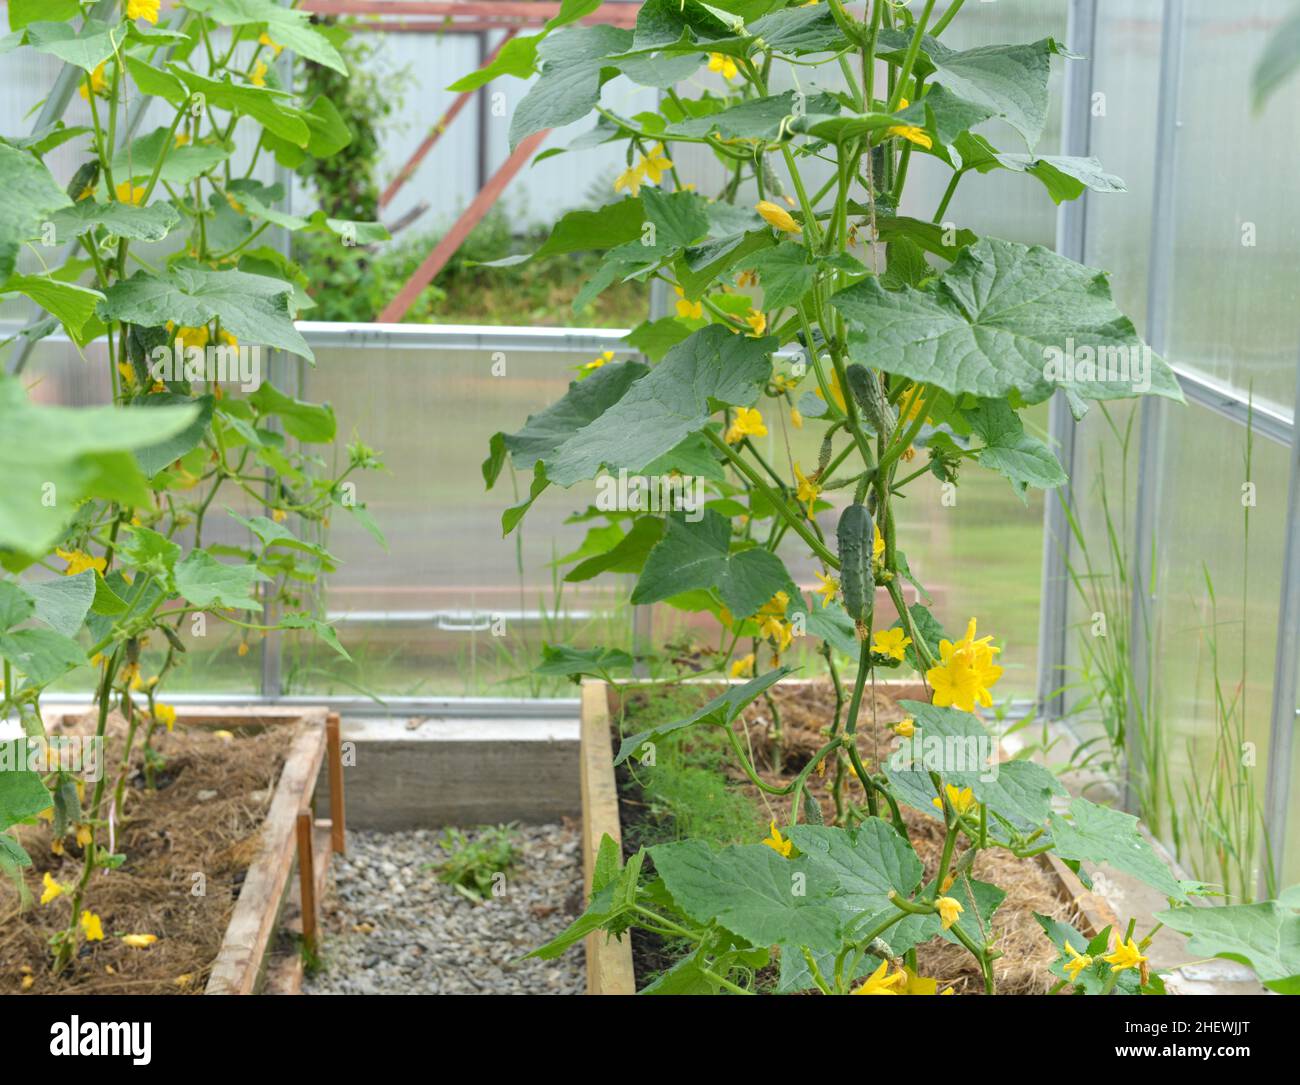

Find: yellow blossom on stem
<box><xmin>852</xmin><ymin>958</ymin><xmax>907</xmax><ymax>995</ymax></box>
<box><xmin>761</xmin><ymin>820</ymin><xmax>792</xmax><ymax>857</ymax></box>
<box><xmin>56</xmin><ymin>548</ymin><xmax>106</xmax><ymax>576</ymax></box>
<box><xmin>927</xmin><ymin>617</ymin><xmax>1003</xmax><ymax>711</ymax></box>
<box><xmin>737</xmin><ymin>269</ymin><xmax>758</xmax><ymax>288</ymax></box>
<box><xmin>639</xmin><ymin>142</ymin><xmax>673</xmax><ymax>184</ymax></box>
<box><xmin>81</xmin><ymin>910</ymin><xmax>105</xmax><ymax>942</ymax></box>
<box><xmin>237</xmin><ymin>641</ymin><xmax>250</xmax><ymax>657</ymax></box>
<box><xmin>674</xmin><ymin>286</ymin><xmax>703</xmax><ymax>320</ymax></box>
<box><xmin>760</xmin><ymin>615</ymin><xmax>793</xmax><ymax>653</ymax></box>
<box><xmin>1063</xmin><ymin>942</ymin><xmax>1093</xmax><ymax>982</ymax></box>
<box><xmin>614</xmin><ymin>162</ymin><xmax>645</xmax><ymax>196</ymax></box>
<box><xmin>871</xmin><ymin>626</ymin><xmax>912</xmax><ymax>662</ymax></box>
<box><xmin>935</xmin><ymin>896</ymin><xmax>964</xmax><ymax>930</ymax></box>
<box><xmin>154</xmin><ymin>703</ymin><xmax>177</xmax><ymax>732</ymax></box>
<box><xmin>174</xmin><ymin>131</ymin><xmax>190</xmax><ymax>148</ymax></box>
<box><xmin>813</xmin><ymin>570</ymin><xmax>838</xmax><ymax>608</ymax></box>
<box><xmin>250</xmin><ymin>60</ymin><xmax>268</xmax><ymax>88</ymax></box>
<box><xmin>873</xmin><ymin>524</ymin><xmax>885</xmax><ymax>562</ymax></box>
<box><xmin>259</xmin><ymin>32</ymin><xmax>284</xmax><ymax>57</ymax></box>
<box><xmin>892</xmin><ymin>717</ymin><xmax>915</xmax><ymax>738</ymax></box>
<box><xmin>114</xmin><ymin>180</ymin><xmax>146</xmax><ymax>206</ymax></box>
<box><xmin>790</xmin><ymin>406</ymin><xmax>803</xmax><ymax>428</ymax></box>
<box><xmin>793</xmin><ymin>462</ymin><xmax>821</xmax><ymax>516</ymax></box>
<box><xmin>730</xmin><ymin>653</ymin><xmax>755</xmax><ymax>679</ymax></box>
<box><xmin>887</xmin><ymin>99</ymin><xmax>934</xmax><ymax>150</ymax></box>
<box><xmin>126</xmin><ymin>0</ymin><xmax>160</xmax><ymax>23</ymax></box>
<box><xmin>744</xmin><ymin>308</ymin><xmax>766</xmax><ymax>337</ymax></box>
<box><xmin>931</xmin><ymin>783</ymin><xmax>977</xmax><ymax>817</ymax></box>
<box><xmin>1103</xmin><ymin>937</ymin><xmax>1147</xmax><ymax>974</ymax></box>
<box><xmin>724</xmin><ymin>406</ymin><xmax>766</xmax><ymax>444</ymax></box>
<box><xmin>815</xmin><ymin>370</ymin><xmax>846</xmax><ymax>413</ymax></box>
<box><xmin>756</xmin><ymin>199</ymin><xmax>801</xmax><ymax>234</ymax></box>
<box><xmin>75</xmin><ymin>824</ymin><xmax>92</xmax><ymax>847</ymax></box>
<box><xmin>708</xmin><ymin>52</ymin><xmax>738</xmax><ymax>80</ymax></box>
<box><xmin>40</xmin><ymin>872</ymin><xmax>65</xmax><ymax>905</ymax></box>
<box><xmin>581</xmin><ymin>350</ymin><xmax>615</xmax><ymax>373</ymax></box>
<box><xmin>79</xmin><ymin>61</ymin><xmax>108</xmax><ymax>100</ymax></box>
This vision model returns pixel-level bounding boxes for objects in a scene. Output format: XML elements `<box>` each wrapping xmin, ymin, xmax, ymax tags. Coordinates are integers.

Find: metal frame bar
<box><xmin>1036</xmin><ymin>0</ymin><xmax>1097</xmax><ymax>721</ymax></box>
<box><xmin>1125</xmin><ymin>0</ymin><xmax>1185</xmax><ymax>816</ymax></box>
<box><xmin>1263</xmin><ymin>353</ymin><xmax>1300</xmax><ymax>894</ymax></box>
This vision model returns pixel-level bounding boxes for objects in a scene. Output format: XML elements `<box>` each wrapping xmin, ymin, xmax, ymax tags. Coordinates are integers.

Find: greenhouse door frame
<box><xmin>1037</xmin><ymin>0</ymin><xmax>1299</xmax><ymax>897</ymax></box>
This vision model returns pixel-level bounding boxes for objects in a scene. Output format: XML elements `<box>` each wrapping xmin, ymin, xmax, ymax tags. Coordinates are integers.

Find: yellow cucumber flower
<box><xmin>813</xmin><ymin>571</ymin><xmax>838</xmax><ymax>608</ymax></box>
<box><xmin>793</xmin><ymin>462</ymin><xmax>821</xmax><ymax>516</ymax></box>
<box><xmin>40</xmin><ymin>872</ymin><xmax>65</xmax><ymax>905</ymax></box>
<box><xmin>154</xmin><ymin>703</ymin><xmax>177</xmax><ymax>732</ymax></box>
<box><xmin>892</xmin><ymin>717</ymin><xmax>915</xmax><ymax>738</ymax></box>
<box><xmin>674</xmin><ymin>286</ymin><xmax>703</xmax><ymax>320</ymax></box>
<box><xmin>126</xmin><ymin>0</ymin><xmax>160</xmax><ymax>23</ymax></box>
<box><xmin>871</xmin><ymin>626</ymin><xmax>912</xmax><ymax>661</ymax></box>
<box><xmin>1103</xmin><ymin>937</ymin><xmax>1147</xmax><ymax>974</ymax></box>
<box><xmin>81</xmin><ymin>910</ymin><xmax>105</xmax><ymax>942</ymax></box>
<box><xmin>708</xmin><ymin>52</ymin><xmax>738</xmax><ymax>80</ymax></box>
<box><xmin>730</xmin><ymin>653</ymin><xmax>755</xmax><ymax>679</ymax></box>
<box><xmin>931</xmin><ymin>783</ymin><xmax>977</xmax><ymax>817</ymax></box>
<box><xmin>56</xmin><ymin>548</ymin><xmax>106</xmax><ymax>576</ymax></box>
<box><xmin>250</xmin><ymin>60</ymin><xmax>268</xmax><ymax>88</ymax></box>
<box><xmin>79</xmin><ymin>62</ymin><xmax>109</xmax><ymax>100</ymax></box>
<box><xmin>852</xmin><ymin>958</ymin><xmax>907</xmax><ymax>995</ymax></box>
<box><xmin>259</xmin><ymin>32</ymin><xmax>284</xmax><ymax>57</ymax></box>
<box><xmin>935</xmin><ymin>896</ymin><xmax>964</xmax><ymax>930</ymax></box>
<box><xmin>1063</xmin><ymin>942</ymin><xmax>1093</xmax><ymax>982</ymax></box>
<box><xmin>581</xmin><ymin>350</ymin><xmax>615</xmax><ymax>373</ymax></box>
<box><xmin>927</xmin><ymin>617</ymin><xmax>1003</xmax><ymax>711</ymax></box>
<box><xmin>887</xmin><ymin>99</ymin><xmax>934</xmax><ymax>149</ymax></box>
<box><xmin>743</xmin><ymin>308</ymin><xmax>767</xmax><ymax>337</ymax></box>
<box><xmin>639</xmin><ymin>142</ymin><xmax>673</xmax><ymax>184</ymax></box>
<box><xmin>614</xmin><ymin>162</ymin><xmax>645</xmax><ymax>196</ymax></box>
<box><xmin>762</xmin><ymin>820</ymin><xmax>792</xmax><ymax>858</ymax></box>
<box><xmin>724</xmin><ymin>406</ymin><xmax>766</xmax><ymax>444</ymax></box>
<box><xmin>790</xmin><ymin>406</ymin><xmax>803</xmax><ymax>428</ymax></box>
<box><xmin>756</xmin><ymin>199</ymin><xmax>801</xmax><ymax>234</ymax></box>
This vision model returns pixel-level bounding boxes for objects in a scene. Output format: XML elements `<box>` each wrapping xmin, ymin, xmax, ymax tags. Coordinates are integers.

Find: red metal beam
<box><xmin>377</xmin><ymin>129</ymin><xmax>549</xmax><ymax>323</ymax></box>
<box><xmin>379</xmin><ymin>27</ymin><xmax>518</xmax><ymax>209</ymax></box>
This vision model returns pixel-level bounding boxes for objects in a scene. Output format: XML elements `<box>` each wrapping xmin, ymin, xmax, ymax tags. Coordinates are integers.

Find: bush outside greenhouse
<box><xmin>0</xmin><ymin>0</ymin><xmax>1298</xmax><ymax>1058</ymax></box>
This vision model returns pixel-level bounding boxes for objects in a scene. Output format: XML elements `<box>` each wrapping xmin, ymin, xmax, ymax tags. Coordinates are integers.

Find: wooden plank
<box><xmin>578</xmin><ymin>681</ymin><xmax>635</xmax><ymax>995</ymax></box>
<box><xmin>377</xmin><ymin>129</ymin><xmax>548</xmax><ymax>322</ymax></box>
<box><xmin>378</xmin><ymin>27</ymin><xmax>518</xmax><ymax>210</ymax></box>
<box><xmin>206</xmin><ymin>721</ymin><xmax>328</xmax><ymax>995</ymax></box>
<box><xmin>296</xmin><ymin>812</ymin><xmax>318</xmax><ymax>955</ymax></box>
<box><xmin>42</xmin><ymin>704</ymin><xmax>328</xmax><ymax>730</ymax></box>
<box><xmin>327</xmin><ymin>713</ymin><xmax>346</xmax><ymax>853</ymax></box>
<box><xmin>264</xmin><ymin>823</ymin><xmax>334</xmax><ymax>996</ymax></box>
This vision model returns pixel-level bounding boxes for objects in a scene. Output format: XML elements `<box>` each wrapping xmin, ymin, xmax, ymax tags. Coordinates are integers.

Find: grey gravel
<box><xmin>303</xmin><ymin>823</ymin><xmax>586</xmax><ymax>995</ymax></box>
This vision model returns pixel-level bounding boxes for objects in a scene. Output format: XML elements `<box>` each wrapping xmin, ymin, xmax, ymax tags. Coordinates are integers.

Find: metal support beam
<box><xmin>1126</xmin><ymin>0</ymin><xmax>1186</xmax><ymax>816</ymax></box>
<box><xmin>1262</xmin><ymin>350</ymin><xmax>1300</xmax><ymax>895</ymax></box>
<box><xmin>1036</xmin><ymin>0</ymin><xmax>1097</xmax><ymax>720</ymax></box>
<box><xmin>377</xmin><ymin>129</ymin><xmax>549</xmax><ymax>322</ymax></box>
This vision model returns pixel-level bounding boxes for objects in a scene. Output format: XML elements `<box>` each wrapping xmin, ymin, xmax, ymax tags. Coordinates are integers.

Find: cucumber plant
<box><xmin>468</xmin><ymin>0</ymin><xmax>1222</xmax><ymax>994</ymax></box>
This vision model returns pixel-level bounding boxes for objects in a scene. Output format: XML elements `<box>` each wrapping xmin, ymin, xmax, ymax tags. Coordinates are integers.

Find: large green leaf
<box><xmin>614</xmin><ymin>665</ymin><xmax>793</xmax><ymax>765</ymax></box>
<box><xmin>565</xmin><ymin>515</ymin><xmax>664</xmax><ymax>581</ymax></box>
<box><xmin>0</xmin><ymin>379</ymin><xmax>197</xmax><ymax>559</ymax></box>
<box><xmin>831</xmin><ymin>237</ymin><xmax>1182</xmax><ymax>417</ymax></box>
<box><xmin>24</xmin><ymin>571</ymin><xmax>96</xmax><ymax>637</ymax></box>
<box><xmin>670</xmin><ymin>90</ymin><xmax>841</xmax><ymax>140</ymax></box>
<box><xmin>631</xmin><ymin>510</ymin><xmax>792</xmax><ymax>618</ymax></box>
<box><xmin>2</xmin><ymin>274</ymin><xmax>103</xmax><ymax>344</ymax></box>
<box><xmin>248</xmin><ymin>383</ymin><xmax>335</xmax><ymax>441</ymax></box>
<box><xmin>101</xmin><ymin>267</ymin><xmax>313</xmax><ymax>361</ymax></box>
<box><xmin>0</xmin><ymin>143</ymin><xmax>72</xmax><ymax>280</ymax></box>
<box><xmin>746</xmin><ymin>242</ymin><xmax>814</xmax><ymax>310</ymax></box>
<box><xmin>8</xmin><ymin>0</ymin><xmax>80</xmax><ymax>30</ymax></box>
<box><xmin>134</xmin><ymin>394</ymin><xmax>215</xmax><ymax>477</ymax></box>
<box><xmin>953</xmin><ymin>133</ymin><xmax>1125</xmax><ymax>204</ymax></box>
<box><xmin>1253</xmin><ymin>5</ymin><xmax>1300</xmax><ymax>110</ymax></box>
<box><xmin>0</xmin><ymin>627</ymin><xmax>85</xmax><ymax>684</ymax></box>
<box><xmin>545</xmin><ymin>325</ymin><xmax>775</xmax><ymax>485</ymax></box>
<box><xmin>502</xmin><ymin>360</ymin><xmax>648</xmax><ymax>472</ymax></box>
<box><xmin>509</xmin><ymin>24</ymin><xmax>632</xmax><ymax>148</ymax></box>
<box><xmin>0</xmin><ymin>581</ymin><xmax>35</xmax><ymax>630</ymax></box>
<box><xmin>174</xmin><ymin>550</ymin><xmax>268</xmax><ymax>611</ymax></box>
<box><xmin>50</xmin><ymin>199</ymin><xmax>180</xmax><ymax>243</ymax></box>
<box><xmin>964</xmin><ymin>398</ymin><xmax>1066</xmax><ymax>497</ymax></box>
<box><xmin>0</xmin><ymin>744</ymin><xmax>51</xmax><ymax>830</ymax></box>
<box><xmin>24</xmin><ymin>19</ymin><xmax>123</xmax><ymax>71</ymax></box>
<box><xmin>1155</xmin><ymin>899</ymin><xmax>1300</xmax><ymax>995</ymax></box>
<box><xmin>1049</xmin><ymin>797</ymin><xmax>1188</xmax><ymax>902</ymax></box>
<box><xmin>786</xmin><ymin>819</ymin><xmax>923</xmax><ymax>921</ymax></box>
<box><xmin>651</xmin><ymin>839</ymin><xmax>844</xmax><ymax>951</ymax></box>
<box><xmin>170</xmin><ymin>65</ymin><xmax>310</xmax><ymax>145</ymax></box>
<box><xmin>184</xmin><ymin>0</ymin><xmax>347</xmax><ymax>73</ymax></box>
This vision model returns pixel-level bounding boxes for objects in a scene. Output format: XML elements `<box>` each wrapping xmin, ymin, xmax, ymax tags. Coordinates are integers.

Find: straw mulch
<box><xmin>1</xmin><ymin>710</ymin><xmax>292</xmax><ymax>994</ymax></box>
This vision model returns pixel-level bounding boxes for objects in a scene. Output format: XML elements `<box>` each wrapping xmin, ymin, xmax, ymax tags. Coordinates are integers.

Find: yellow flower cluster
<box><xmin>614</xmin><ymin>143</ymin><xmax>673</xmax><ymax>197</ymax></box>
<box><xmin>926</xmin><ymin>617</ymin><xmax>1003</xmax><ymax>712</ymax></box>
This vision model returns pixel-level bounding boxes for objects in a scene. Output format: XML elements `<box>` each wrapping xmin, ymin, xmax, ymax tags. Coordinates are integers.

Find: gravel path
<box><xmin>304</xmin><ymin>823</ymin><xmax>586</xmax><ymax>995</ymax></box>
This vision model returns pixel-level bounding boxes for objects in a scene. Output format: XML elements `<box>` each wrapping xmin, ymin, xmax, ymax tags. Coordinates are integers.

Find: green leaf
<box><xmin>0</xmin><ymin>746</ymin><xmax>51</xmax><ymax>830</ymax></box>
<box><xmin>123</xmin><ymin>53</ymin><xmax>188</xmax><ymax>105</ymax></box>
<box><xmin>8</xmin><ymin>0</ymin><xmax>80</xmax><ymax>30</ymax></box>
<box><xmin>50</xmin><ymin>198</ymin><xmax>181</xmax><ymax>243</ymax></box>
<box><xmin>279</xmin><ymin>613</ymin><xmax>350</xmax><ymax>660</ymax></box>
<box><xmin>887</xmin><ymin>875</ymin><xmax>1005</xmax><ymax>954</ymax></box>
<box><xmin>632</xmin><ymin>509</ymin><xmax>793</xmax><ymax>618</ymax></box>
<box><xmin>533</xmin><ymin>643</ymin><xmax>634</xmax><ymax>683</ymax></box>
<box><xmin>113</xmin><ymin>128</ymin><xmax>233</xmax><ymax>185</ymax></box>
<box><xmin>1253</xmin><ymin>6</ymin><xmax>1300</xmax><ymax>110</ymax></box>
<box><xmin>626</xmin><ymin>316</ymin><xmax>693</xmax><ymax>361</ymax></box>
<box><xmin>449</xmin><ymin>34</ymin><xmax>540</xmax><ymax>91</ymax></box>
<box><xmin>503</xmin><ymin>360</ymin><xmax>647</xmax><ymax>472</ymax></box>
<box><xmin>101</xmin><ymin>267</ymin><xmax>314</xmax><ymax>361</ymax></box>
<box><xmin>614</xmin><ymin>665</ymin><xmax>793</xmax><ymax>765</ymax></box>
<box><xmin>786</xmin><ymin>819</ymin><xmax>923</xmax><ymax>921</ymax></box>
<box><xmin>965</xmin><ymin>398</ymin><xmax>1066</xmax><ymax>497</ymax></box>
<box><xmin>170</xmin><ymin>65</ymin><xmax>310</xmax><ymax>145</ymax></box>
<box><xmin>0</xmin><ymin>143</ymin><xmax>72</xmax><ymax>281</ymax></box>
<box><xmin>24</xmin><ymin>571</ymin><xmax>96</xmax><ymax>637</ymax></box>
<box><xmin>651</xmin><ymin>839</ymin><xmax>844</xmax><ymax>951</ymax></box>
<box><xmin>1049</xmin><ymin>797</ymin><xmax>1187</xmax><ymax>902</ymax></box>
<box><xmin>0</xmin><ymin>379</ymin><xmax>197</xmax><ymax>559</ymax></box>
<box><xmin>134</xmin><ymin>394</ymin><xmax>215</xmax><ymax>478</ymax></box>
<box><xmin>184</xmin><ymin>0</ymin><xmax>347</xmax><ymax>73</ymax></box>
<box><xmin>954</xmin><ymin>133</ymin><xmax>1125</xmax><ymax>203</ymax></box>
<box><xmin>24</xmin><ymin>19</ymin><xmax>123</xmax><ymax>71</ymax></box>
<box><xmin>248</xmin><ymin>383</ymin><xmax>336</xmax><ymax>441</ymax></box>
<box><xmin>2</xmin><ymin>274</ymin><xmax>103</xmax><ymax>345</ymax></box>
<box><xmin>509</xmin><ymin>24</ymin><xmax>632</xmax><ymax>148</ymax></box>
<box><xmin>532</xmin><ymin>197</ymin><xmax>647</xmax><ymax>259</ymax></box>
<box><xmin>746</xmin><ymin>242</ymin><xmax>814</xmax><ymax>310</ymax></box>
<box><xmin>0</xmin><ymin>581</ymin><xmax>35</xmax><ymax>630</ymax></box>
<box><xmin>831</xmin><ymin>237</ymin><xmax>1182</xmax><ymax>417</ymax></box>
<box><xmin>174</xmin><ymin>550</ymin><xmax>269</xmax><ymax>611</ymax></box>
<box><xmin>545</xmin><ymin>326</ymin><xmax>775</xmax><ymax>486</ymax></box>
<box><xmin>592</xmin><ymin>831</ymin><xmax>622</xmax><ymax>893</ymax></box>
<box><xmin>672</xmin><ymin>90</ymin><xmax>841</xmax><ymax>140</ymax></box>
<box><xmin>1155</xmin><ymin>899</ymin><xmax>1300</xmax><ymax>995</ymax></box>
<box><xmin>0</xmin><ymin>628</ymin><xmax>85</xmax><ymax>685</ymax></box>
<box><xmin>226</xmin><ymin>509</ymin><xmax>338</xmax><ymax>567</ymax></box>
<box><xmin>565</xmin><ymin>515</ymin><xmax>664</xmax><ymax>581</ymax></box>
<box><xmin>889</xmin><ymin>603</ymin><xmax>945</xmax><ymax>671</ymax></box>
<box><xmin>117</xmin><ymin>525</ymin><xmax>181</xmax><ymax>579</ymax></box>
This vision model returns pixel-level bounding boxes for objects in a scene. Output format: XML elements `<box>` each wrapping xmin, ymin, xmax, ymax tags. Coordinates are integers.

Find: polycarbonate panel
<box><xmin>1160</xmin><ymin>2</ymin><xmax>1300</xmax><ymax>418</ymax></box>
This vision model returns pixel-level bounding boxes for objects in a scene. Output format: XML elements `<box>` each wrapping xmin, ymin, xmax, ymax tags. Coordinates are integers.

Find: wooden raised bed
<box><xmin>577</xmin><ymin>678</ymin><xmax>1117</xmax><ymax>995</ymax></box>
<box><xmin>41</xmin><ymin>703</ymin><xmax>346</xmax><ymax>995</ymax></box>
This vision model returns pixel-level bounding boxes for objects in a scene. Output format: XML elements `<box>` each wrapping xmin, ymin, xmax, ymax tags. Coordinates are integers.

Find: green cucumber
<box><xmin>836</xmin><ymin>502</ymin><xmax>874</xmax><ymax>627</ymax></box>
<box><xmin>844</xmin><ymin>363</ymin><xmax>895</xmax><ymax>436</ymax></box>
